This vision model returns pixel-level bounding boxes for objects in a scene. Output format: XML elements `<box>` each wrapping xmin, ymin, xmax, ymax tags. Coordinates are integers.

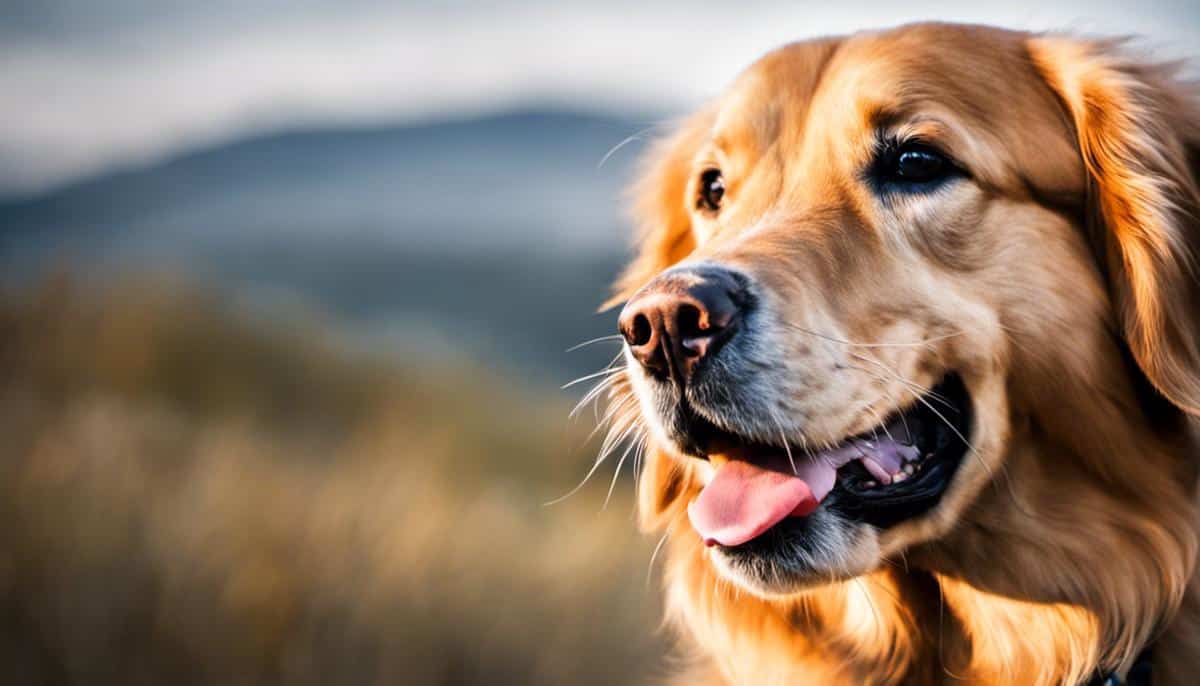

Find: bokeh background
<box><xmin>1</xmin><ymin>2</ymin><xmax>1197</xmax><ymax>684</ymax></box>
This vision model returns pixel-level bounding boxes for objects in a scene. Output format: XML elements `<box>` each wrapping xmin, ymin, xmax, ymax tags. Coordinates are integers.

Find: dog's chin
<box><xmin>667</xmin><ymin>374</ymin><xmax>974</xmax><ymax>596</ymax></box>
<box><xmin>707</xmin><ymin>502</ymin><xmax>883</xmax><ymax>596</ymax></box>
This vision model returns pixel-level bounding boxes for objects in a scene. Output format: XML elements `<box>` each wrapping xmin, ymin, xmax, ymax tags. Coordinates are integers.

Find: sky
<box><xmin>2</xmin><ymin>0</ymin><xmax>1198</xmax><ymax>197</ymax></box>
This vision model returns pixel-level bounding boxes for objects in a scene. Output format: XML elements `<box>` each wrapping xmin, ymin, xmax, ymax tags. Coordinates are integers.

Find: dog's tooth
<box><xmin>859</xmin><ymin>457</ymin><xmax>892</xmax><ymax>484</ymax></box>
<box><xmin>892</xmin><ymin>471</ymin><xmax>908</xmax><ymax>483</ymax></box>
<box><xmin>863</xmin><ymin>480</ymin><xmax>877</xmax><ymax>488</ymax></box>
<box><xmin>903</xmin><ymin>463</ymin><xmax>915</xmax><ymax>476</ymax></box>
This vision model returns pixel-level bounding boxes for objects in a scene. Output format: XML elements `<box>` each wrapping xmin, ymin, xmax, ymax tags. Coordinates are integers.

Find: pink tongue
<box><xmin>688</xmin><ymin>459</ymin><xmax>828</xmax><ymax>547</ymax></box>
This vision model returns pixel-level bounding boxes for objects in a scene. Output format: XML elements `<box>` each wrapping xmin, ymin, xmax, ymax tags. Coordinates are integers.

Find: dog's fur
<box><xmin>607</xmin><ymin>23</ymin><xmax>1200</xmax><ymax>685</ymax></box>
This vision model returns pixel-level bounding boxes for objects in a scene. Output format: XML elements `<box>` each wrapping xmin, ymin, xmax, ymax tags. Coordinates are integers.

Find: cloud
<box><xmin>1</xmin><ymin>0</ymin><xmax>1196</xmax><ymax>196</ymax></box>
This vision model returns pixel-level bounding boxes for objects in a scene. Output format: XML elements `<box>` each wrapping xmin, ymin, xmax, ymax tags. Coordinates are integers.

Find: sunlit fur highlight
<box><xmin>1030</xmin><ymin>37</ymin><xmax>1200</xmax><ymax>416</ymax></box>
<box><xmin>602</xmin><ymin>23</ymin><xmax>1200</xmax><ymax>685</ymax></box>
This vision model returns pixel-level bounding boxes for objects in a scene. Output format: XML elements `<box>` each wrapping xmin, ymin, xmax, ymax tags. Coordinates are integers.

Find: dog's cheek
<box><xmin>637</xmin><ymin>448</ymin><xmax>696</xmax><ymax>532</ymax></box>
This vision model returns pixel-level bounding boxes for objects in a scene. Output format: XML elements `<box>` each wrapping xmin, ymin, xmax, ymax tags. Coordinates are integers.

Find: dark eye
<box><xmin>871</xmin><ymin>141</ymin><xmax>961</xmax><ymax>191</ymax></box>
<box><xmin>697</xmin><ymin>168</ymin><xmax>725</xmax><ymax>212</ymax></box>
<box><xmin>895</xmin><ymin>148</ymin><xmax>947</xmax><ymax>181</ymax></box>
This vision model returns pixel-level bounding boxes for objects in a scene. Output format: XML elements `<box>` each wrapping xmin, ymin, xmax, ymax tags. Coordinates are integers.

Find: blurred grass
<box><xmin>0</xmin><ymin>275</ymin><xmax>666</xmax><ymax>685</ymax></box>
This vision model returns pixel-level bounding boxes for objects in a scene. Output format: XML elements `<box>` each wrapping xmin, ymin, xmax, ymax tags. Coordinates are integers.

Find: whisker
<box><xmin>544</xmin><ymin>446</ymin><xmax>619</xmax><ymax>507</ymax></box>
<box><xmin>780</xmin><ymin>321</ymin><xmax>988</xmax><ymax>487</ymax></box>
<box><xmin>561</xmin><ymin>365</ymin><xmax>627</xmax><ymax>390</ymax></box>
<box><xmin>937</xmin><ymin>576</ymin><xmax>968</xmax><ymax>681</ymax></box>
<box><xmin>798</xmin><ymin>434</ymin><xmax>820</xmax><ymax>469</ymax></box>
<box><xmin>901</xmin><ymin>383</ymin><xmax>991</xmax><ymax>482</ymax></box>
<box><xmin>597</xmin><ymin>126</ymin><xmax>655</xmax><ymax>169</ymax></box>
<box><xmin>584</xmin><ymin>395</ymin><xmax>637</xmax><ymax>444</ymax></box>
<box><xmin>565</xmin><ymin>334</ymin><xmax>624</xmax><ymax>353</ymax></box>
<box><xmin>781</xmin><ymin>322</ymin><xmax>964</xmax><ymax>350</ymax></box>
<box><xmin>896</xmin><ymin>402</ymin><xmax>912</xmax><ymax>443</ymax></box>
<box><xmin>851</xmin><ymin>440</ymin><xmax>874</xmax><ymax>464</ymax></box>
<box><xmin>847</xmin><ymin>365</ymin><xmax>1033</xmax><ymax>518</ymax></box>
<box><xmin>604</xmin><ymin>428</ymin><xmax>645</xmax><ymax>510</ymax></box>
<box><xmin>545</xmin><ymin>407</ymin><xmax>640</xmax><ymax>507</ymax></box>
<box><xmin>604</xmin><ymin>429</ymin><xmax>643</xmax><ymax>508</ymax></box>
<box><xmin>646</xmin><ymin>528</ymin><xmax>671</xmax><ymax>587</ymax></box>
<box><xmin>837</xmin><ymin>356</ymin><xmax>1004</xmax><ymax>500</ymax></box>
<box><xmin>853</xmin><ymin>576</ymin><xmax>884</xmax><ymax>631</ymax></box>
<box><xmin>593</xmin><ymin>358</ymin><xmax>630</xmax><ymax>423</ymax></box>
<box><xmin>770</xmin><ymin>410</ymin><xmax>799</xmax><ymax>474</ymax></box>
<box><xmin>846</xmin><ymin>352</ymin><xmax>954</xmax><ymax>408</ymax></box>
<box><xmin>597</xmin><ymin>413</ymin><xmax>642</xmax><ymax>466</ymax></box>
<box><xmin>865</xmin><ymin>573</ymin><xmax>905</xmax><ymax>606</ymax></box>
<box><xmin>569</xmin><ymin>371</ymin><xmax>624</xmax><ymax>419</ymax></box>
<box><xmin>842</xmin><ymin>364</ymin><xmax>927</xmax><ymax>413</ymax></box>
<box><xmin>549</xmin><ymin>388</ymin><xmax>643</xmax><ymax>506</ymax></box>
<box><xmin>845</xmin><ymin>358</ymin><xmax>956</xmax><ymax>427</ymax></box>
<box><xmin>572</xmin><ymin>381</ymin><xmax>620</xmax><ymax>426</ymax></box>
<box><xmin>631</xmin><ymin>435</ymin><xmax>648</xmax><ymax>496</ymax></box>
<box><xmin>860</xmin><ymin>401</ymin><xmax>896</xmax><ymax>444</ymax></box>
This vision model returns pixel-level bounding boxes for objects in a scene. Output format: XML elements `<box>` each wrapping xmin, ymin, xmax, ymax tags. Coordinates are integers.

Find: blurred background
<box><xmin>1</xmin><ymin>2</ymin><xmax>1197</xmax><ymax>684</ymax></box>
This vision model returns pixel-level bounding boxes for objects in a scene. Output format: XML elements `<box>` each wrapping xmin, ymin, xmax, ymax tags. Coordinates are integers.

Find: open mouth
<box><xmin>684</xmin><ymin>374</ymin><xmax>972</xmax><ymax>548</ymax></box>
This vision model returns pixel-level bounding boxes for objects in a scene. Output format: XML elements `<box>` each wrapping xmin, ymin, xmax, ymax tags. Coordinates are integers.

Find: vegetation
<box><xmin>0</xmin><ymin>276</ymin><xmax>666</xmax><ymax>685</ymax></box>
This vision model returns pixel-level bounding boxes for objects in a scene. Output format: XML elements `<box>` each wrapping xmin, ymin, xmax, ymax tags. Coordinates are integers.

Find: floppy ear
<box><xmin>602</xmin><ymin>109</ymin><xmax>713</xmax><ymax>310</ymax></box>
<box><xmin>1030</xmin><ymin>37</ymin><xmax>1200</xmax><ymax>415</ymax></box>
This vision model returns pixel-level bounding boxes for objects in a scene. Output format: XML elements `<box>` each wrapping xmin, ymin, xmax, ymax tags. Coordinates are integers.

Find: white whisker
<box><xmin>860</xmin><ymin>401</ymin><xmax>895</xmax><ymax>444</ymax></box>
<box><xmin>631</xmin><ymin>436</ymin><xmax>648</xmax><ymax>496</ymax></box>
<box><xmin>603</xmin><ymin>428</ymin><xmax>645</xmax><ymax>509</ymax></box>
<box><xmin>880</xmin><ymin>375</ymin><xmax>991</xmax><ymax>482</ymax></box>
<box><xmin>782</xmin><ymin>322</ymin><xmax>963</xmax><ymax>351</ymax></box>
<box><xmin>565</xmin><ymin>334</ymin><xmax>624</xmax><ymax>353</ymax></box>
<box><xmin>549</xmin><ymin>374</ymin><xmax>643</xmax><ymax>507</ymax></box>
<box><xmin>544</xmin><ymin>448</ymin><xmax>616</xmax><ymax>507</ymax></box>
<box><xmin>646</xmin><ymin>528</ymin><xmax>671</xmax><ymax>587</ymax></box>
<box><xmin>569</xmin><ymin>371</ymin><xmax>624</xmax><ymax>419</ymax></box>
<box><xmin>561</xmin><ymin>365</ymin><xmax>627</xmax><ymax>390</ymax></box>
<box><xmin>597</xmin><ymin>126</ymin><xmax>655</xmax><ymax>169</ymax></box>
<box><xmin>597</xmin><ymin>414</ymin><xmax>642</xmax><ymax>465</ymax></box>
<box><xmin>846</xmin><ymin>351</ymin><xmax>954</xmax><ymax>408</ymax></box>
<box><xmin>770</xmin><ymin>410</ymin><xmax>799</xmax><ymax>474</ymax></box>
<box><xmin>584</xmin><ymin>395</ymin><xmax>636</xmax><ymax>444</ymax></box>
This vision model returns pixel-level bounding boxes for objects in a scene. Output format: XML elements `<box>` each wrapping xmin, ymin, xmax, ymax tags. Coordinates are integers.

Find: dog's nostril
<box><xmin>677</xmin><ymin>304</ymin><xmax>704</xmax><ymax>339</ymax></box>
<box><xmin>629</xmin><ymin>313</ymin><xmax>653</xmax><ymax>347</ymax></box>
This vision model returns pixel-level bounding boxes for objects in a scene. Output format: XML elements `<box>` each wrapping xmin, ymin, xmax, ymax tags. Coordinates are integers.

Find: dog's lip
<box><xmin>679</xmin><ymin>374</ymin><xmax>972</xmax><ymax>541</ymax></box>
<box><xmin>682</xmin><ymin>397</ymin><xmax>925</xmax><ymax>484</ymax></box>
<box><xmin>683</xmin><ymin>412</ymin><xmax>920</xmax><ymax>547</ymax></box>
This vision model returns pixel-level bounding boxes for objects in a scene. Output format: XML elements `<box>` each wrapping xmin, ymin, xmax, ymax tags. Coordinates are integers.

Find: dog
<box><xmin>603</xmin><ymin>22</ymin><xmax>1200</xmax><ymax>685</ymax></box>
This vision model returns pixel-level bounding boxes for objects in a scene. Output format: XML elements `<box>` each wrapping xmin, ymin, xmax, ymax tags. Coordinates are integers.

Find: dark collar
<box><xmin>1087</xmin><ymin>645</ymin><xmax>1153</xmax><ymax>686</ymax></box>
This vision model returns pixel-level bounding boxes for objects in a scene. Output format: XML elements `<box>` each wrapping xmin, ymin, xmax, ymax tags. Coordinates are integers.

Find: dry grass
<box><xmin>0</xmin><ymin>276</ymin><xmax>667</xmax><ymax>685</ymax></box>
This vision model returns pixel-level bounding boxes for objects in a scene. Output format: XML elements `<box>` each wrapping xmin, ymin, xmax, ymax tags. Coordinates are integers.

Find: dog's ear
<box><xmin>1030</xmin><ymin>37</ymin><xmax>1200</xmax><ymax>415</ymax></box>
<box><xmin>602</xmin><ymin>109</ymin><xmax>714</xmax><ymax>311</ymax></box>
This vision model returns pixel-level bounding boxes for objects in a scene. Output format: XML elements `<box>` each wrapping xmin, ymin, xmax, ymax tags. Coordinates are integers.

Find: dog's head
<box><xmin>609</xmin><ymin>23</ymin><xmax>1200</xmax><ymax>596</ymax></box>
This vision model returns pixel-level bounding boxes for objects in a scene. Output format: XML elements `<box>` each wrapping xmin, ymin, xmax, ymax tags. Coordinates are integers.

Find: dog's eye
<box><xmin>895</xmin><ymin>148</ymin><xmax>946</xmax><ymax>181</ymax></box>
<box><xmin>871</xmin><ymin>142</ymin><xmax>961</xmax><ymax>191</ymax></box>
<box><xmin>697</xmin><ymin>169</ymin><xmax>725</xmax><ymax>212</ymax></box>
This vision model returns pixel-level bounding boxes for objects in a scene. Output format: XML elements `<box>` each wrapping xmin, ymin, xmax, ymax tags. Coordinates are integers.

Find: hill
<box><xmin>0</xmin><ymin>109</ymin><xmax>658</xmax><ymax>384</ymax></box>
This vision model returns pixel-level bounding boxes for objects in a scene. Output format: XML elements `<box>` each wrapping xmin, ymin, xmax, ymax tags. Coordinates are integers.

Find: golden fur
<box><xmin>608</xmin><ymin>23</ymin><xmax>1200</xmax><ymax>685</ymax></box>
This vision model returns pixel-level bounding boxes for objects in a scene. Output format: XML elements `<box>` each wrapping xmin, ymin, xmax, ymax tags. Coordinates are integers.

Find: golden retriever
<box><xmin>602</xmin><ymin>22</ymin><xmax>1200</xmax><ymax>685</ymax></box>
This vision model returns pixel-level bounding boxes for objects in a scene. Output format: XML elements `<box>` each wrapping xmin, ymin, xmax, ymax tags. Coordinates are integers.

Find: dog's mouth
<box><xmin>683</xmin><ymin>374</ymin><xmax>972</xmax><ymax>547</ymax></box>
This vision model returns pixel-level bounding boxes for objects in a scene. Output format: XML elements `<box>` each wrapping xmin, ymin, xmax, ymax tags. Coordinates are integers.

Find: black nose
<box><xmin>618</xmin><ymin>266</ymin><xmax>746</xmax><ymax>385</ymax></box>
